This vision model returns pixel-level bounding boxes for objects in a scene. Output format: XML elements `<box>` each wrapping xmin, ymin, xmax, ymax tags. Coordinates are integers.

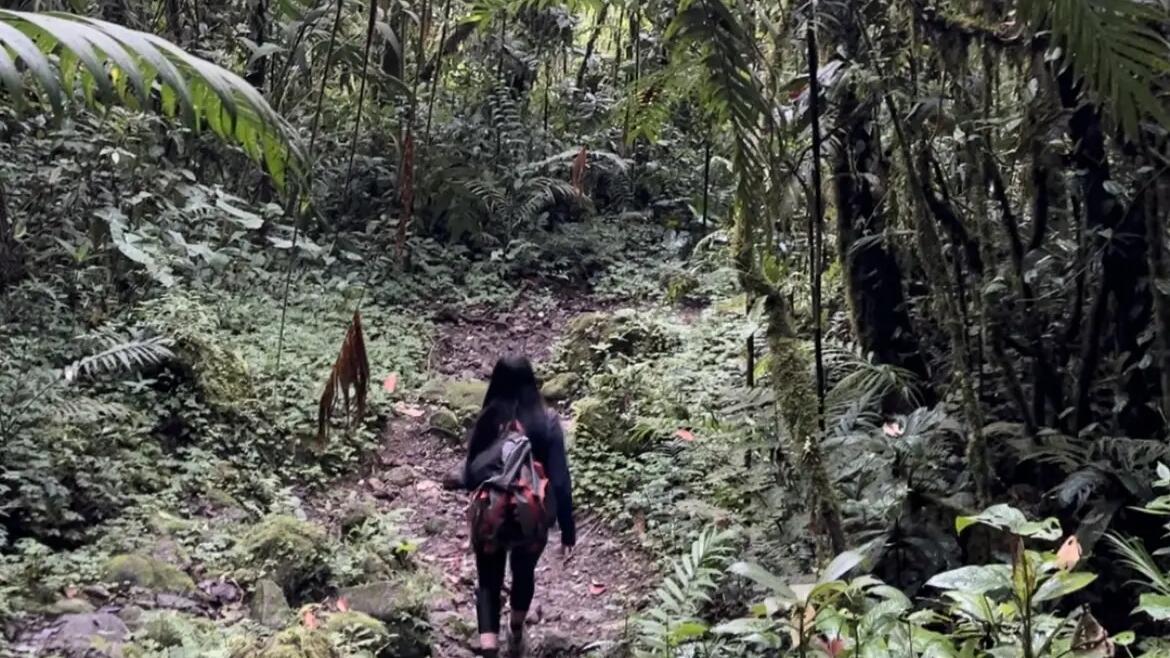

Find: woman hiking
<box><xmin>454</xmin><ymin>355</ymin><xmax>576</xmax><ymax>657</ymax></box>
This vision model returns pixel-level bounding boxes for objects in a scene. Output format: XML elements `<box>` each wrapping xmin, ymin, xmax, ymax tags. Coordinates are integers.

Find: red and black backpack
<box><xmin>466</xmin><ymin>421</ymin><xmax>553</xmax><ymax>553</ymax></box>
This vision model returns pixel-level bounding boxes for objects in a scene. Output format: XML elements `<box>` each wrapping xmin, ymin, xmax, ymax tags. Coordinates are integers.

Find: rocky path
<box><xmin>312</xmin><ymin>292</ymin><xmax>654</xmax><ymax>657</ymax></box>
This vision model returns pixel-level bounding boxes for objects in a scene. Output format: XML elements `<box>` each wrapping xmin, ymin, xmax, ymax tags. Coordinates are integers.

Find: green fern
<box><xmin>64</xmin><ymin>335</ymin><xmax>174</xmax><ymax>383</ymax></box>
<box><xmin>634</xmin><ymin>526</ymin><xmax>738</xmax><ymax>657</ymax></box>
<box><xmin>1020</xmin><ymin>0</ymin><xmax>1170</xmax><ymax>138</ymax></box>
<box><xmin>665</xmin><ymin>0</ymin><xmax>768</xmax><ymax>177</ymax></box>
<box><xmin>0</xmin><ymin>9</ymin><xmax>302</xmax><ymax>188</ymax></box>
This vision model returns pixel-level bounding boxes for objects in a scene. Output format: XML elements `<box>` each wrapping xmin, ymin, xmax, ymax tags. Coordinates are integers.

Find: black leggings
<box><xmin>475</xmin><ymin>543</ymin><xmax>546</xmax><ymax>633</ymax></box>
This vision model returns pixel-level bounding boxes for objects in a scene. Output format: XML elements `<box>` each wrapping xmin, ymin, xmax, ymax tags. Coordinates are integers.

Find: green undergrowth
<box><xmin>550</xmin><ymin>243</ymin><xmax>806</xmax><ymax>565</ymax></box>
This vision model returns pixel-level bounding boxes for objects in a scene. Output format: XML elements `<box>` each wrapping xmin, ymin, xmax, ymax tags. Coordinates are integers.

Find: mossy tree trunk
<box><xmin>732</xmin><ymin>193</ymin><xmax>846</xmax><ymax>555</ymax></box>
<box><xmin>833</xmin><ymin>89</ymin><xmax>933</xmax><ymax>408</ymax></box>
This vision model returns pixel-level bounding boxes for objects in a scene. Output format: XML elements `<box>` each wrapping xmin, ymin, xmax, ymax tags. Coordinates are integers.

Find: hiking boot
<box><xmin>506</xmin><ymin>623</ymin><xmax>526</xmax><ymax>658</ymax></box>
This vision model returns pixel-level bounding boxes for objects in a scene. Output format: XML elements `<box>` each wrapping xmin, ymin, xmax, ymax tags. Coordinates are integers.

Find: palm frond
<box><xmin>0</xmin><ymin>9</ymin><xmax>303</xmax><ymax>188</ymax></box>
<box><xmin>1020</xmin><ymin>0</ymin><xmax>1170</xmax><ymax>138</ymax></box>
<box><xmin>823</xmin><ymin>345</ymin><xmax>922</xmax><ymax>420</ymax></box>
<box><xmin>64</xmin><ymin>335</ymin><xmax>174</xmax><ymax>383</ymax></box>
<box><xmin>666</xmin><ymin>0</ymin><xmax>769</xmax><ymax>177</ymax></box>
<box><xmin>317</xmin><ymin>310</ymin><xmax>370</xmax><ymax>446</ymax></box>
<box><xmin>1107</xmin><ymin>532</ymin><xmax>1170</xmax><ymax>596</ymax></box>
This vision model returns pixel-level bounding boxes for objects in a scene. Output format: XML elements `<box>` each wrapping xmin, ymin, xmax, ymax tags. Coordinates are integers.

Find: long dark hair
<box><xmin>467</xmin><ymin>355</ymin><xmax>548</xmax><ymax>459</ymax></box>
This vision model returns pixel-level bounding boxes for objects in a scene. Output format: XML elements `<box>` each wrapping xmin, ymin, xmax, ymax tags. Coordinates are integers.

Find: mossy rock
<box><xmin>571</xmin><ymin>396</ymin><xmax>639</xmax><ymax>454</ymax></box>
<box><xmin>417</xmin><ymin>378</ymin><xmax>487</xmax><ymax>426</ymax></box>
<box><xmin>427</xmin><ymin>408</ymin><xmax>462</xmax><ymax>438</ymax></box>
<box><xmin>664</xmin><ymin>271</ymin><xmax>701</xmax><ymax>305</ymax></box>
<box><xmin>232</xmin><ymin>627</ymin><xmax>339</xmax><ymax>658</ymax></box>
<box><xmin>249</xmin><ymin>578</ymin><xmax>291</xmax><ymax>628</ymax></box>
<box><xmin>337</xmin><ymin>579</ymin><xmax>432</xmax><ymax>658</ymax></box>
<box><xmin>541</xmin><ymin>372</ymin><xmax>580</xmax><ymax>402</ymax></box>
<box><xmin>324</xmin><ymin>611</ymin><xmax>394</xmax><ymax>658</ymax></box>
<box><xmin>104</xmin><ymin>554</ymin><xmax>195</xmax><ymax>592</ymax></box>
<box><xmin>552</xmin><ymin>309</ymin><xmax>679</xmax><ymax>376</ymax></box>
<box><xmin>44</xmin><ymin>598</ymin><xmax>96</xmax><ymax>615</ymax></box>
<box><xmin>338</xmin><ymin>501</ymin><xmax>378</xmax><ymax>537</ymax></box>
<box><xmin>239</xmin><ymin>516</ymin><xmax>331</xmax><ymax>603</ymax></box>
<box><xmin>138</xmin><ymin>294</ymin><xmax>255</xmax><ymax>410</ymax></box>
<box><xmin>139</xmin><ymin>611</ymin><xmax>210</xmax><ymax>648</ymax></box>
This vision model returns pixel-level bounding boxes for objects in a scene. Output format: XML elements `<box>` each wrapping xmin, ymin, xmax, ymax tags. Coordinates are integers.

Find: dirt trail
<box><xmin>317</xmin><ymin>291</ymin><xmax>653</xmax><ymax>657</ymax></box>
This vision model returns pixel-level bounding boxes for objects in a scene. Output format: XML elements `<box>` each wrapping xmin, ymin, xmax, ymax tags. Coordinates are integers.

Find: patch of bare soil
<box><xmin>319</xmin><ymin>289</ymin><xmax>653</xmax><ymax>657</ymax></box>
<box><xmin>427</xmin><ymin>287</ymin><xmax>615</xmax><ymax>379</ymax></box>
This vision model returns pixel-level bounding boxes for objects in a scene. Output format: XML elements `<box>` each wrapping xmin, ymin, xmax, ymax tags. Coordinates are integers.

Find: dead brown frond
<box><xmin>570</xmin><ymin>145</ymin><xmax>588</xmax><ymax>197</ymax></box>
<box><xmin>316</xmin><ymin>310</ymin><xmax>370</xmax><ymax>445</ymax></box>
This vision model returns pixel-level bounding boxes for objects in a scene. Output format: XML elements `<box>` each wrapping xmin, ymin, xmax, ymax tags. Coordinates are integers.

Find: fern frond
<box><xmin>56</xmin><ymin>396</ymin><xmax>135</xmax><ymax>422</ymax></box>
<box><xmin>64</xmin><ymin>335</ymin><xmax>174</xmax><ymax>383</ymax></box>
<box><xmin>666</xmin><ymin>0</ymin><xmax>768</xmax><ymax>177</ymax></box>
<box><xmin>1020</xmin><ymin>0</ymin><xmax>1170</xmax><ymax>138</ymax></box>
<box><xmin>634</xmin><ymin>525</ymin><xmax>737</xmax><ymax>655</ymax></box>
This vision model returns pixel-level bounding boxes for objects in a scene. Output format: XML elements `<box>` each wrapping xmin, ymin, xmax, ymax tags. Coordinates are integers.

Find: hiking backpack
<box><xmin>466</xmin><ymin>422</ymin><xmax>553</xmax><ymax>553</ymax></box>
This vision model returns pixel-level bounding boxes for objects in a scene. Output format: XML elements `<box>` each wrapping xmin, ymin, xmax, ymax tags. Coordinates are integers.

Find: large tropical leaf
<box><xmin>0</xmin><ymin>10</ymin><xmax>303</xmax><ymax>189</ymax></box>
<box><xmin>1020</xmin><ymin>0</ymin><xmax>1170</xmax><ymax>138</ymax></box>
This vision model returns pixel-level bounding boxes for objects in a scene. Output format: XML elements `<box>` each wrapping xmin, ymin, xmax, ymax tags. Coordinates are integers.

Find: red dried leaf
<box><xmin>337</xmin><ymin>596</ymin><xmax>350</xmax><ymax>612</ymax></box>
<box><xmin>302</xmin><ymin>608</ymin><xmax>319</xmax><ymax>629</ymax></box>
<box><xmin>317</xmin><ymin>311</ymin><xmax>370</xmax><ymax>446</ymax></box>
<box><xmin>675</xmin><ymin>428</ymin><xmax>696</xmax><ymax>442</ymax></box>
<box><xmin>881</xmin><ymin>421</ymin><xmax>904</xmax><ymax>438</ymax></box>
<box><xmin>570</xmin><ymin>146</ymin><xmax>588</xmax><ymax>197</ymax></box>
<box><xmin>588</xmin><ymin>581</ymin><xmax>606</xmax><ymax>596</ymax></box>
<box><xmin>383</xmin><ymin>373</ymin><xmax>399</xmax><ymax>394</ymax></box>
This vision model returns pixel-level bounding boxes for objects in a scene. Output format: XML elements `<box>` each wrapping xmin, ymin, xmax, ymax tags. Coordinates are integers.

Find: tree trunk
<box><xmin>0</xmin><ymin>176</ymin><xmax>23</xmax><ymax>291</ymax></box>
<box><xmin>1059</xmin><ymin>71</ymin><xmax>1159</xmax><ymax>437</ymax></box>
<box><xmin>246</xmin><ymin>0</ymin><xmax>269</xmax><ymax>89</ymax></box>
<box><xmin>382</xmin><ymin>7</ymin><xmax>405</xmax><ymax>81</ymax></box>
<box><xmin>732</xmin><ymin>188</ymin><xmax>846</xmax><ymax>556</ymax></box>
<box><xmin>575</xmin><ymin>3</ymin><xmax>609</xmax><ymax>91</ymax></box>
<box><xmin>833</xmin><ymin>89</ymin><xmax>933</xmax><ymax>407</ymax></box>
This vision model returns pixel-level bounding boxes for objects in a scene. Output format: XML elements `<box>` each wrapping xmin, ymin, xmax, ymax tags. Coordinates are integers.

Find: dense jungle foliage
<box><xmin>3</xmin><ymin>0</ymin><xmax>1170</xmax><ymax>655</ymax></box>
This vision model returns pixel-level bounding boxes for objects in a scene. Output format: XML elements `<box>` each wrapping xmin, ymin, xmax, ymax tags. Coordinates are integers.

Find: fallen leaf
<box><xmin>337</xmin><ymin>596</ymin><xmax>349</xmax><ymax>612</ymax></box>
<box><xmin>394</xmin><ymin>401</ymin><xmax>426</xmax><ymax>418</ymax></box>
<box><xmin>633</xmin><ymin>510</ymin><xmax>647</xmax><ymax>537</ymax></box>
<box><xmin>789</xmin><ymin>604</ymin><xmax>816</xmax><ymax>646</ymax></box>
<box><xmin>882</xmin><ymin>421</ymin><xmax>904</xmax><ymax>438</ymax></box>
<box><xmin>383</xmin><ymin>373</ymin><xmax>399</xmax><ymax>393</ymax></box>
<box><xmin>1056</xmin><ymin>535</ymin><xmax>1082</xmax><ymax>571</ymax></box>
<box><xmin>675</xmin><ymin>428</ymin><xmax>696</xmax><ymax>442</ymax></box>
<box><xmin>302</xmin><ymin>608</ymin><xmax>319</xmax><ymax>630</ymax></box>
<box><xmin>588</xmin><ymin>581</ymin><xmax>606</xmax><ymax>596</ymax></box>
<box><xmin>819</xmin><ymin>635</ymin><xmax>846</xmax><ymax>658</ymax></box>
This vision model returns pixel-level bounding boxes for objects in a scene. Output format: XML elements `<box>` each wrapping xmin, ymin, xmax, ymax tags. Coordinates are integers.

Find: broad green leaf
<box><xmin>729</xmin><ymin>561</ymin><xmax>796</xmax><ymax>599</ymax></box>
<box><xmin>820</xmin><ymin>550</ymin><xmax>864</xmax><ymax>583</ymax></box>
<box><xmin>955</xmin><ymin>504</ymin><xmax>1062</xmax><ymax>540</ymax></box>
<box><xmin>926</xmin><ymin>565</ymin><xmax>1011</xmax><ymax>594</ymax></box>
<box><xmin>1032</xmin><ymin>571</ymin><xmax>1096</xmax><ymax>603</ymax></box>
<box><xmin>668</xmin><ymin>620</ymin><xmax>708</xmax><ymax>643</ymax></box>
<box><xmin>712</xmin><ymin>617</ymin><xmax>774</xmax><ymax>635</ymax></box>
<box><xmin>1137</xmin><ymin>593</ymin><xmax>1170</xmax><ymax>620</ymax></box>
